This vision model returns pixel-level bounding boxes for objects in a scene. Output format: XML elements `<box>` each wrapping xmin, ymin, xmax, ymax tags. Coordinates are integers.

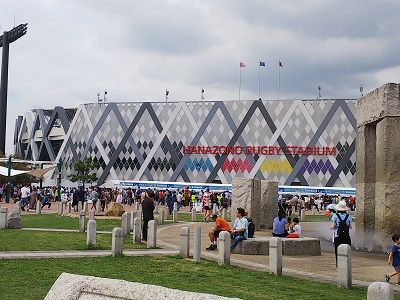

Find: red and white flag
<box><xmin>240</xmin><ymin>61</ymin><xmax>246</xmax><ymax>68</ymax></box>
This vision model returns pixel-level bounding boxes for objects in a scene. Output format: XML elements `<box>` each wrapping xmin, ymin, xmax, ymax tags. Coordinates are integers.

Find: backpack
<box><xmin>336</xmin><ymin>213</ymin><xmax>349</xmax><ymax>238</ymax></box>
<box><xmin>245</xmin><ymin>217</ymin><xmax>255</xmax><ymax>238</ymax></box>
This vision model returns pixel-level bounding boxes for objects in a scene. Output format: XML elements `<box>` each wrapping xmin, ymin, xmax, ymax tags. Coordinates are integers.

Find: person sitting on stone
<box><xmin>206</xmin><ymin>213</ymin><xmax>231</xmax><ymax>251</ymax></box>
<box><xmin>287</xmin><ymin>217</ymin><xmax>301</xmax><ymax>238</ymax></box>
<box><xmin>272</xmin><ymin>209</ymin><xmax>289</xmax><ymax>237</ymax></box>
<box><xmin>230</xmin><ymin>207</ymin><xmax>249</xmax><ymax>252</ymax></box>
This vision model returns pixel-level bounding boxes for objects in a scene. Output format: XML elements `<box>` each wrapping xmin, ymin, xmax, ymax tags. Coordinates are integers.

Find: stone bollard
<box><xmin>212</xmin><ymin>203</ymin><xmax>218</xmax><ymax>214</ymax></box>
<box><xmin>111</xmin><ymin>227</ymin><xmax>124</xmax><ymax>256</ymax></box>
<box><xmin>131</xmin><ymin>211</ymin><xmax>137</xmax><ymax>229</ymax></box>
<box><xmin>147</xmin><ymin>220</ymin><xmax>157</xmax><ymax>248</ymax></box>
<box><xmin>300</xmin><ymin>209</ymin><xmax>306</xmax><ymax>222</ymax></box>
<box><xmin>269</xmin><ymin>237</ymin><xmax>283</xmax><ymax>276</ymax></box>
<box><xmin>57</xmin><ymin>202</ymin><xmax>63</xmax><ymax>216</ymax></box>
<box><xmin>36</xmin><ymin>201</ymin><xmax>42</xmax><ymax>215</ymax></box>
<box><xmin>89</xmin><ymin>210</ymin><xmax>95</xmax><ymax>220</ymax></box>
<box><xmin>174</xmin><ymin>202</ymin><xmax>178</xmax><ymax>211</ymax></box>
<box><xmin>159</xmin><ymin>209</ymin><xmax>165</xmax><ymax>225</ymax></box>
<box><xmin>164</xmin><ymin>207</ymin><xmax>170</xmax><ymax>218</ymax></box>
<box><xmin>367</xmin><ymin>282</ymin><xmax>394</xmax><ymax>300</ymax></box>
<box><xmin>221</xmin><ymin>208</ymin><xmax>227</xmax><ymax>220</ymax></box>
<box><xmin>96</xmin><ymin>201</ymin><xmax>101</xmax><ymax>213</ymax></box>
<box><xmin>191</xmin><ymin>208</ymin><xmax>196</xmax><ymax>221</ymax></box>
<box><xmin>83</xmin><ymin>202</ymin><xmax>88</xmax><ymax>214</ymax></box>
<box><xmin>121</xmin><ymin>212</ymin><xmax>129</xmax><ymax>237</ymax></box>
<box><xmin>0</xmin><ymin>207</ymin><xmax>8</xmax><ymax>229</ymax></box>
<box><xmin>173</xmin><ymin>209</ymin><xmax>178</xmax><ymax>223</ymax></box>
<box><xmin>135</xmin><ymin>202</ymin><xmax>140</xmax><ymax>212</ymax></box>
<box><xmin>291</xmin><ymin>206</ymin><xmax>295</xmax><ymax>215</ymax></box>
<box><xmin>218</xmin><ymin>231</ymin><xmax>231</xmax><ymax>266</ymax></box>
<box><xmin>179</xmin><ymin>227</ymin><xmax>190</xmax><ymax>258</ymax></box>
<box><xmin>126</xmin><ymin>212</ymin><xmax>132</xmax><ymax>233</ymax></box>
<box><xmin>79</xmin><ymin>210</ymin><xmax>86</xmax><ymax>233</ymax></box>
<box><xmin>337</xmin><ymin>244</ymin><xmax>352</xmax><ymax>288</ymax></box>
<box><xmin>133</xmin><ymin>217</ymin><xmax>141</xmax><ymax>244</ymax></box>
<box><xmin>77</xmin><ymin>202</ymin><xmax>83</xmax><ymax>212</ymax></box>
<box><xmin>86</xmin><ymin>220</ymin><xmax>97</xmax><ymax>246</ymax></box>
<box><xmin>67</xmin><ymin>202</ymin><xmax>72</xmax><ymax>214</ymax></box>
<box><xmin>193</xmin><ymin>226</ymin><xmax>201</xmax><ymax>262</ymax></box>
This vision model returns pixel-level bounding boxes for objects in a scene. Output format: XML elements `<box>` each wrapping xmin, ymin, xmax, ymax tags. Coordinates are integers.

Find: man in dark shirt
<box><xmin>141</xmin><ymin>190</ymin><xmax>155</xmax><ymax>241</ymax></box>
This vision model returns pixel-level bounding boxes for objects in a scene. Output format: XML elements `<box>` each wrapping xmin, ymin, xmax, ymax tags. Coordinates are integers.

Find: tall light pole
<box><xmin>0</xmin><ymin>23</ymin><xmax>28</xmax><ymax>155</ymax></box>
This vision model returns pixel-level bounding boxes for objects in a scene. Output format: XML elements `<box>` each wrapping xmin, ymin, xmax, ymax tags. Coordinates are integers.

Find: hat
<box><xmin>335</xmin><ymin>200</ymin><xmax>348</xmax><ymax>211</ymax></box>
<box><xmin>210</xmin><ymin>213</ymin><xmax>218</xmax><ymax>219</ymax></box>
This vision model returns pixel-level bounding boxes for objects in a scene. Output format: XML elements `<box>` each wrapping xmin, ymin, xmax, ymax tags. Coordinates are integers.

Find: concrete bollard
<box><xmin>337</xmin><ymin>244</ymin><xmax>352</xmax><ymax>288</ymax></box>
<box><xmin>131</xmin><ymin>211</ymin><xmax>137</xmax><ymax>229</ymax></box>
<box><xmin>147</xmin><ymin>220</ymin><xmax>157</xmax><ymax>248</ymax></box>
<box><xmin>159</xmin><ymin>209</ymin><xmax>165</xmax><ymax>225</ymax></box>
<box><xmin>86</xmin><ymin>220</ymin><xmax>97</xmax><ymax>246</ymax></box>
<box><xmin>174</xmin><ymin>202</ymin><xmax>178</xmax><ymax>210</ymax></box>
<box><xmin>164</xmin><ymin>207</ymin><xmax>170</xmax><ymax>218</ymax></box>
<box><xmin>79</xmin><ymin>210</ymin><xmax>86</xmax><ymax>233</ymax></box>
<box><xmin>121</xmin><ymin>212</ymin><xmax>129</xmax><ymax>237</ymax></box>
<box><xmin>111</xmin><ymin>227</ymin><xmax>124</xmax><ymax>256</ymax></box>
<box><xmin>89</xmin><ymin>210</ymin><xmax>95</xmax><ymax>220</ymax></box>
<box><xmin>291</xmin><ymin>206</ymin><xmax>295</xmax><ymax>215</ymax></box>
<box><xmin>77</xmin><ymin>202</ymin><xmax>83</xmax><ymax>212</ymax></box>
<box><xmin>300</xmin><ymin>209</ymin><xmax>305</xmax><ymax>222</ymax></box>
<box><xmin>36</xmin><ymin>201</ymin><xmax>42</xmax><ymax>215</ymax></box>
<box><xmin>218</xmin><ymin>231</ymin><xmax>231</xmax><ymax>266</ymax></box>
<box><xmin>57</xmin><ymin>202</ymin><xmax>63</xmax><ymax>216</ymax></box>
<box><xmin>135</xmin><ymin>202</ymin><xmax>140</xmax><ymax>212</ymax></box>
<box><xmin>96</xmin><ymin>200</ymin><xmax>101</xmax><ymax>213</ymax></box>
<box><xmin>83</xmin><ymin>202</ymin><xmax>88</xmax><ymax>214</ymax></box>
<box><xmin>67</xmin><ymin>202</ymin><xmax>72</xmax><ymax>214</ymax></box>
<box><xmin>179</xmin><ymin>227</ymin><xmax>190</xmax><ymax>258</ymax></box>
<box><xmin>191</xmin><ymin>208</ymin><xmax>196</xmax><ymax>221</ymax></box>
<box><xmin>126</xmin><ymin>212</ymin><xmax>131</xmax><ymax>233</ymax></box>
<box><xmin>133</xmin><ymin>217</ymin><xmax>141</xmax><ymax>244</ymax></box>
<box><xmin>221</xmin><ymin>208</ymin><xmax>227</xmax><ymax>220</ymax></box>
<box><xmin>0</xmin><ymin>207</ymin><xmax>8</xmax><ymax>229</ymax></box>
<box><xmin>269</xmin><ymin>237</ymin><xmax>283</xmax><ymax>276</ymax></box>
<box><xmin>173</xmin><ymin>209</ymin><xmax>178</xmax><ymax>223</ymax></box>
<box><xmin>193</xmin><ymin>226</ymin><xmax>201</xmax><ymax>262</ymax></box>
<box><xmin>367</xmin><ymin>282</ymin><xmax>394</xmax><ymax>300</ymax></box>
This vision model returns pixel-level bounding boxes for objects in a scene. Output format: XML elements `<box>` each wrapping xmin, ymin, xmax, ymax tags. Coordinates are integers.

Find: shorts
<box><xmin>213</xmin><ymin>230</ymin><xmax>222</xmax><ymax>238</ymax></box>
<box><xmin>394</xmin><ymin>266</ymin><xmax>400</xmax><ymax>272</ymax></box>
<box><xmin>204</xmin><ymin>206</ymin><xmax>211</xmax><ymax>211</ymax></box>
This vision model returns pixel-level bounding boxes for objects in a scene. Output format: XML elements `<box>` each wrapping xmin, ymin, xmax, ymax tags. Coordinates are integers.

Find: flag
<box><xmin>259</xmin><ymin>61</ymin><xmax>266</xmax><ymax>67</ymax></box>
<box><xmin>279</xmin><ymin>61</ymin><xmax>283</xmax><ymax>67</ymax></box>
<box><xmin>240</xmin><ymin>61</ymin><xmax>245</xmax><ymax>68</ymax></box>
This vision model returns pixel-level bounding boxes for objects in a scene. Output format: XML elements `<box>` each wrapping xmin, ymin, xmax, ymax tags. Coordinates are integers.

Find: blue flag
<box><xmin>259</xmin><ymin>61</ymin><xmax>266</xmax><ymax>67</ymax></box>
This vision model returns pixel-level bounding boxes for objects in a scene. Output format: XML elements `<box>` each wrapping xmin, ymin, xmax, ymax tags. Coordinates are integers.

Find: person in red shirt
<box><xmin>206</xmin><ymin>213</ymin><xmax>231</xmax><ymax>251</ymax></box>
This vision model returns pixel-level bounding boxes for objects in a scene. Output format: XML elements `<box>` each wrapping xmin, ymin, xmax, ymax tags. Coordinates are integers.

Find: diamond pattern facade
<box><xmin>14</xmin><ymin>99</ymin><xmax>357</xmax><ymax>187</ymax></box>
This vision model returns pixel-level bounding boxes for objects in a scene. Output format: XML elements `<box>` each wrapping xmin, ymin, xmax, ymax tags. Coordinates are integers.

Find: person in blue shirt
<box><xmin>272</xmin><ymin>210</ymin><xmax>288</xmax><ymax>237</ymax></box>
<box><xmin>386</xmin><ymin>234</ymin><xmax>400</xmax><ymax>284</ymax></box>
<box><xmin>230</xmin><ymin>207</ymin><xmax>249</xmax><ymax>252</ymax></box>
<box><xmin>330</xmin><ymin>200</ymin><xmax>352</xmax><ymax>266</ymax></box>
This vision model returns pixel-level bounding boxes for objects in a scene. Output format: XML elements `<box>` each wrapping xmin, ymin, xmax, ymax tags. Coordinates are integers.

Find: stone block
<box><xmin>67</xmin><ymin>202</ymin><xmax>72</xmax><ymax>214</ymax></box>
<box><xmin>159</xmin><ymin>209</ymin><xmax>165</xmax><ymax>225</ymax></box>
<box><xmin>7</xmin><ymin>209</ymin><xmax>21</xmax><ymax>229</ymax></box>
<box><xmin>86</xmin><ymin>220</ymin><xmax>96</xmax><ymax>246</ymax></box>
<box><xmin>57</xmin><ymin>202</ymin><xmax>63</xmax><ymax>216</ymax></box>
<box><xmin>44</xmin><ymin>272</ymin><xmax>241</xmax><ymax>300</ymax></box>
<box><xmin>133</xmin><ymin>217</ymin><xmax>141</xmax><ymax>244</ymax></box>
<box><xmin>193</xmin><ymin>226</ymin><xmax>201</xmax><ymax>262</ymax></box>
<box><xmin>112</xmin><ymin>227</ymin><xmax>124</xmax><ymax>256</ymax></box>
<box><xmin>96</xmin><ymin>200</ymin><xmax>101</xmax><ymax>213</ymax></box>
<box><xmin>36</xmin><ymin>201</ymin><xmax>42</xmax><ymax>214</ymax></box>
<box><xmin>300</xmin><ymin>209</ymin><xmax>305</xmax><ymax>222</ymax></box>
<box><xmin>79</xmin><ymin>210</ymin><xmax>86</xmax><ymax>233</ymax></box>
<box><xmin>83</xmin><ymin>202</ymin><xmax>88</xmax><ymax>214</ymax></box>
<box><xmin>367</xmin><ymin>282</ymin><xmax>394</xmax><ymax>300</ymax></box>
<box><xmin>105</xmin><ymin>203</ymin><xmax>125</xmax><ymax>217</ymax></box>
<box><xmin>269</xmin><ymin>237</ymin><xmax>282</xmax><ymax>276</ymax></box>
<box><xmin>191</xmin><ymin>208</ymin><xmax>196</xmax><ymax>221</ymax></box>
<box><xmin>122</xmin><ymin>212</ymin><xmax>129</xmax><ymax>236</ymax></box>
<box><xmin>89</xmin><ymin>210</ymin><xmax>95</xmax><ymax>221</ymax></box>
<box><xmin>231</xmin><ymin>177</ymin><xmax>261</xmax><ymax>229</ymax></box>
<box><xmin>173</xmin><ymin>209</ymin><xmax>178</xmax><ymax>223</ymax></box>
<box><xmin>179</xmin><ymin>227</ymin><xmax>190</xmax><ymax>258</ymax></box>
<box><xmin>147</xmin><ymin>220</ymin><xmax>157</xmax><ymax>248</ymax></box>
<box><xmin>218</xmin><ymin>231</ymin><xmax>231</xmax><ymax>266</ymax></box>
<box><xmin>173</xmin><ymin>202</ymin><xmax>178</xmax><ymax>210</ymax></box>
<box><xmin>260</xmin><ymin>180</ymin><xmax>278</xmax><ymax>229</ymax></box>
<box><xmin>77</xmin><ymin>201</ymin><xmax>82</xmax><ymax>212</ymax></box>
<box><xmin>0</xmin><ymin>207</ymin><xmax>8</xmax><ymax>229</ymax></box>
<box><xmin>337</xmin><ymin>244</ymin><xmax>352</xmax><ymax>289</ymax></box>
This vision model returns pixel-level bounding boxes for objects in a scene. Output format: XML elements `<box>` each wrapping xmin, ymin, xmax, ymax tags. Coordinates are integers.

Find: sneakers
<box><xmin>385</xmin><ymin>274</ymin><xmax>390</xmax><ymax>282</ymax></box>
<box><xmin>206</xmin><ymin>244</ymin><xmax>217</xmax><ymax>251</ymax></box>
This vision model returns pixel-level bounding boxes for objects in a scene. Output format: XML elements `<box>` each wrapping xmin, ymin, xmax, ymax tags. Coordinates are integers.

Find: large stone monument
<box><xmin>356</xmin><ymin>83</ymin><xmax>400</xmax><ymax>249</ymax></box>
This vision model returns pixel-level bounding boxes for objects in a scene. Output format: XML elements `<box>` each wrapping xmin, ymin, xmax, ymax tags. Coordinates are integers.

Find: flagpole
<box><xmin>258</xmin><ymin>64</ymin><xmax>261</xmax><ymax>99</ymax></box>
<box><xmin>239</xmin><ymin>65</ymin><xmax>242</xmax><ymax>100</ymax></box>
<box><xmin>277</xmin><ymin>62</ymin><xmax>281</xmax><ymax>100</ymax></box>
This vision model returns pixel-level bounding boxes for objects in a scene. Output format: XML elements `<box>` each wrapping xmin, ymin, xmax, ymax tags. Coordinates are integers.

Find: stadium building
<box><xmin>13</xmin><ymin>99</ymin><xmax>356</xmax><ymax>187</ymax></box>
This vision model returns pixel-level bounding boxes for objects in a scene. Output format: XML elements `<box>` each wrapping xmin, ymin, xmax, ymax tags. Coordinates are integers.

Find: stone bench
<box><xmin>231</xmin><ymin>237</ymin><xmax>321</xmax><ymax>256</ymax></box>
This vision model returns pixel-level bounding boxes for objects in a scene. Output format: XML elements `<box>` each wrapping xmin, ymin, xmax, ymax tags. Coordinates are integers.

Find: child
<box><xmin>386</xmin><ymin>234</ymin><xmax>400</xmax><ymax>284</ymax></box>
<box><xmin>287</xmin><ymin>217</ymin><xmax>301</xmax><ymax>238</ymax></box>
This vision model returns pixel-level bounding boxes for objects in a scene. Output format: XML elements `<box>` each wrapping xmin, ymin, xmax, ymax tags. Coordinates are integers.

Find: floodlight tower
<box><xmin>0</xmin><ymin>23</ymin><xmax>28</xmax><ymax>154</ymax></box>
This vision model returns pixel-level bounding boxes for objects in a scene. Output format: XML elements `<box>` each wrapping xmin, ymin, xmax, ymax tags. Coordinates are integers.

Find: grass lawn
<box><xmin>22</xmin><ymin>214</ymin><xmax>122</xmax><ymax>231</ymax></box>
<box><xmin>0</xmin><ymin>230</ymin><xmax>147</xmax><ymax>251</ymax></box>
<box><xmin>0</xmin><ymin>255</ymin><xmax>375</xmax><ymax>300</ymax></box>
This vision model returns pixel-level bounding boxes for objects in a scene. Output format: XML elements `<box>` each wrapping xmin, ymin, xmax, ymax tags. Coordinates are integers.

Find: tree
<box><xmin>67</xmin><ymin>157</ymin><xmax>99</xmax><ymax>190</ymax></box>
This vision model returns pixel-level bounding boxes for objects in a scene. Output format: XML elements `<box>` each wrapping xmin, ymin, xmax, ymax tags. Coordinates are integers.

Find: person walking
<box><xmin>141</xmin><ymin>190</ymin><xmax>155</xmax><ymax>241</ymax></box>
<box><xmin>330</xmin><ymin>200</ymin><xmax>352</xmax><ymax>266</ymax></box>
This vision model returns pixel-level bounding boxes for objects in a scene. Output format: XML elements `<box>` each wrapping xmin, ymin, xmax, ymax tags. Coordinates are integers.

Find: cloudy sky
<box><xmin>1</xmin><ymin>0</ymin><xmax>399</xmax><ymax>153</ymax></box>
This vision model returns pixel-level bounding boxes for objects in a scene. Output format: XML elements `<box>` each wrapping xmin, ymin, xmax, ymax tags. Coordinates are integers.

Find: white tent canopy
<box><xmin>0</xmin><ymin>166</ymin><xmax>30</xmax><ymax>177</ymax></box>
